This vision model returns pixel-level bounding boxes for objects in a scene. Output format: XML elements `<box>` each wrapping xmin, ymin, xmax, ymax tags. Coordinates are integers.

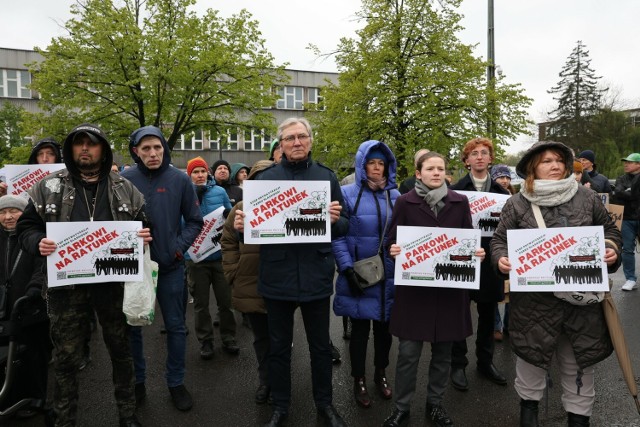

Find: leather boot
<box><xmin>374</xmin><ymin>369</ymin><xmax>392</xmax><ymax>399</ymax></box>
<box><xmin>567</xmin><ymin>412</ymin><xmax>590</xmax><ymax>427</ymax></box>
<box><xmin>353</xmin><ymin>377</ymin><xmax>371</xmax><ymax>408</ymax></box>
<box><xmin>520</xmin><ymin>399</ymin><xmax>539</xmax><ymax>427</ymax></box>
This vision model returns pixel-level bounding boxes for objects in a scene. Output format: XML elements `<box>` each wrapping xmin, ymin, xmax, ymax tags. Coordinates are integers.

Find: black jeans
<box><xmin>349</xmin><ymin>318</ymin><xmax>392</xmax><ymax>378</ymax></box>
<box><xmin>264</xmin><ymin>297</ymin><xmax>332</xmax><ymax>413</ymax></box>
<box><xmin>451</xmin><ymin>301</ymin><xmax>496</xmax><ymax>369</ymax></box>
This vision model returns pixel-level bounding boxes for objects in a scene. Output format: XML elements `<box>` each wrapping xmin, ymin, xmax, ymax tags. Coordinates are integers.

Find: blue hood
<box><xmin>128</xmin><ymin>126</ymin><xmax>172</xmax><ymax>173</ymax></box>
<box><xmin>354</xmin><ymin>140</ymin><xmax>398</xmax><ymax>191</ymax></box>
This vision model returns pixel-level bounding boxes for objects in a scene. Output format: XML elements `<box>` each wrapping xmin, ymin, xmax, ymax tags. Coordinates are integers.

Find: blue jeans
<box><xmin>621</xmin><ymin>220</ymin><xmax>638</xmax><ymax>282</ymax></box>
<box><xmin>264</xmin><ymin>297</ymin><xmax>332</xmax><ymax>413</ymax></box>
<box><xmin>130</xmin><ymin>265</ymin><xmax>187</xmax><ymax>387</ymax></box>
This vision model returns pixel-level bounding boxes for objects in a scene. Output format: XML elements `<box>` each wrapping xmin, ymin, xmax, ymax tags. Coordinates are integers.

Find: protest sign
<box><xmin>454</xmin><ymin>190</ymin><xmax>511</xmax><ymax>237</ymax></box>
<box><xmin>5</xmin><ymin>164</ymin><xmax>66</xmax><ymax>199</ymax></box>
<box><xmin>506</xmin><ymin>226</ymin><xmax>608</xmax><ymax>292</ymax></box>
<box><xmin>607</xmin><ymin>204</ymin><xmax>624</xmax><ymax>231</ymax></box>
<box><xmin>187</xmin><ymin>206</ymin><xmax>225</xmax><ymax>262</ymax></box>
<box><xmin>46</xmin><ymin>221</ymin><xmax>143</xmax><ymax>287</ymax></box>
<box><xmin>243</xmin><ymin>180</ymin><xmax>331</xmax><ymax>244</ymax></box>
<box><xmin>394</xmin><ymin>226</ymin><xmax>482</xmax><ymax>289</ymax></box>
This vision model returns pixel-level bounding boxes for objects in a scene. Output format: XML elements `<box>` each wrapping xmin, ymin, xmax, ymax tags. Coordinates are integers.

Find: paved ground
<box><xmin>10</xmin><ymin>259</ymin><xmax>640</xmax><ymax>427</ymax></box>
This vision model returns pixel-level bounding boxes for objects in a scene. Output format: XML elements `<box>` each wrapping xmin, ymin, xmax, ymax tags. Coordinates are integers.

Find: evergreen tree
<box><xmin>309</xmin><ymin>0</ymin><xmax>531</xmax><ymax>179</ymax></box>
<box><xmin>547</xmin><ymin>40</ymin><xmax>607</xmax><ymax>152</ymax></box>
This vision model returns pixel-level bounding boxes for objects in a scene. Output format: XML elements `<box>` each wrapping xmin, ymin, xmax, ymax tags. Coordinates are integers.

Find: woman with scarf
<box><xmin>491</xmin><ymin>141</ymin><xmax>621</xmax><ymax>427</ymax></box>
<box><xmin>382</xmin><ymin>152</ymin><xmax>484</xmax><ymax>427</ymax></box>
<box><xmin>332</xmin><ymin>140</ymin><xmax>400</xmax><ymax>409</ymax></box>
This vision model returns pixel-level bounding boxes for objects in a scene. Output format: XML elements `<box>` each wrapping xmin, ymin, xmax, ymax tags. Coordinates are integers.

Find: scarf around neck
<box><xmin>520</xmin><ymin>176</ymin><xmax>579</xmax><ymax>207</ymax></box>
<box><xmin>366</xmin><ymin>177</ymin><xmax>387</xmax><ymax>191</ymax></box>
<box><xmin>415</xmin><ymin>180</ymin><xmax>447</xmax><ymax>216</ymax></box>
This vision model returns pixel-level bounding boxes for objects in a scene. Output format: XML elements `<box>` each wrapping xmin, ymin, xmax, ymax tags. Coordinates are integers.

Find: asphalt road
<box><xmin>13</xmin><ymin>258</ymin><xmax>640</xmax><ymax>427</ymax></box>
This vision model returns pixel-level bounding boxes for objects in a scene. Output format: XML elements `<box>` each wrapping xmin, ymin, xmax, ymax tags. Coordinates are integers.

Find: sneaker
<box><xmin>169</xmin><ymin>384</ymin><xmax>193</xmax><ymax>411</ymax></box>
<box><xmin>200</xmin><ymin>340</ymin><xmax>214</xmax><ymax>360</ymax></box>
<box><xmin>426</xmin><ymin>403</ymin><xmax>453</xmax><ymax>426</ymax></box>
<box><xmin>493</xmin><ymin>330</ymin><xmax>503</xmax><ymax>342</ymax></box>
<box><xmin>622</xmin><ymin>280</ymin><xmax>638</xmax><ymax>291</ymax></box>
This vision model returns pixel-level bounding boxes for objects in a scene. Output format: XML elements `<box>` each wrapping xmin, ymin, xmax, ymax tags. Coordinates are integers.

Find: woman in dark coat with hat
<box><xmin>491</xmin><ymin>141</ymin><xmax>621</xmax><ymax>427</ymax></box>
<box><xmin>382</xmin><ymin>152</ymin><xmax>485</xmax><ymax>427</ymax></box>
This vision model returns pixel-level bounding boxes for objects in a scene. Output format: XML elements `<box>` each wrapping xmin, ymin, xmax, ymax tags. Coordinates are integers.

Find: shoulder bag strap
<box><xmin>531</xmin><ymin>203</ymin><xmax>546</xmax><ymax>229</ymax></box>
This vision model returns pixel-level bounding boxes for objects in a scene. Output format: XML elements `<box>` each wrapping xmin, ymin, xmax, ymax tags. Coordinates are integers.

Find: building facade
<box><xmin>0</xmin><ymin>47</ymin><xmax>338</xmax><ymax>169</ymax></box>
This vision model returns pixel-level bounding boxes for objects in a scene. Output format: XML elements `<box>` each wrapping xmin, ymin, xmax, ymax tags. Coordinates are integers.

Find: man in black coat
<box><xmin>449</xmin><ymin>138</ymin><xmax>509</xmax><ymax>391</ymax></box>
<box><xmin>234</xmin><ymin>118</ymin><xmax>349</xmax><ymax>427</ymax></box>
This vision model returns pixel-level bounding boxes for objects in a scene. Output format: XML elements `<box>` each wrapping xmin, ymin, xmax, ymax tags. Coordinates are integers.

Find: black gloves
<box><xmin>344</xmin><ymin>267</ymin><xmax>364</xmax><ymax>295</ymax></box>
<box><xmin>25</xmin><ymin>287</ymin><xmax>43</xmax><ymax>299</ymax></box>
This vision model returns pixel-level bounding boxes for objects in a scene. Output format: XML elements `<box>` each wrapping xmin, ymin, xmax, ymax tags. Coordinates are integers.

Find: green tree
<box><xmin>0</xmin><ymin>102</ymin><xmax>30</xmax><ymax>166</ymax></box>
<box><xmin>309</xmin><ymin>0</ymin><xmax>531</xmax><ymax>179</ymax></box>
<box><xmin>547</xmin><ymin>40</ymin><xmax>607</xmax><ymax>152</ymax></box>
<box><xmin>28</xmin><ymin>0</ymin><xmax>287</xmax><ymax>150</ymax></box>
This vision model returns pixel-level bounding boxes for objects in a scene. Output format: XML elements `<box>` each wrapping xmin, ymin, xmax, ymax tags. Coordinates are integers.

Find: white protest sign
<box><xmin>454</xmin><ymin>190</ymin><xmax>511</xmax><ymax>237</ymax></box>
<box><xmin>506</xmin><ymin>226</ymin><xmax>608</xmax><ymax>292</ymax></box>
<box><xmin>46</xmin><ymin>221</ymin><xmax>143</xmax><ymax>287</ymax></box>
<box><xmin>187</xmin><ymin>206</ymin><xmax>225</xmax><ymax>262</ymax></box>
<box><xmin>394</xmin><ymin>226</ymin><xmax>482</xmax><ymax>289</ymax></box>
<box><xmin>243</xmin><ymin>180</ymin><xmax>331</xmax><ymax>244</ymax></box>
<box><xmin>5</xmin><ymin>164</ymin><xmax>66</xmax><ymax>199</ymax></box>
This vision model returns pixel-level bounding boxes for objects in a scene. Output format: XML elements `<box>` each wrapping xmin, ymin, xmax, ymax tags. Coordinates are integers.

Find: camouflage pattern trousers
<box><xmin>47</xmin><ymin>282</ymin><xmax>135</xmax><ymax>426</ymax></box>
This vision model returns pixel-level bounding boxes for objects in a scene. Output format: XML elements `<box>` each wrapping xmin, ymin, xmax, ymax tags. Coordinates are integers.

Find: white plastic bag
<box><xmin>123</xmin><ymin>250</ymin><xmax>158</xmax><ymax>326</ymax></box>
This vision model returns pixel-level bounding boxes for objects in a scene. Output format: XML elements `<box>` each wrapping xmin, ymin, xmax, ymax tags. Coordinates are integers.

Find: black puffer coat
<box><xmin>491</xmin><ymin>185</ymin><xmax>621</xmax><ymax>370</ymax></box>
<box><xmin>450</xmin><ymin>173</ymin><xmax>509</xmax><ymax>303</ymax></box>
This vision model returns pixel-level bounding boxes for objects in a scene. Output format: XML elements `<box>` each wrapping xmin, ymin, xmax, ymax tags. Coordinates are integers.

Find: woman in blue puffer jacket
<box><xmin>332</xmin><ymin>140</ymin><xmax>400</xmax><ymax>409</ymax></box>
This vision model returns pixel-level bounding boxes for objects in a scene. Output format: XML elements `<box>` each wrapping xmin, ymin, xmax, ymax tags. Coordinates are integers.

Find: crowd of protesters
<box><xmin>0</xmin><ymin>116</ymin><xmax>625</xmax><ymax>427</ymax></box>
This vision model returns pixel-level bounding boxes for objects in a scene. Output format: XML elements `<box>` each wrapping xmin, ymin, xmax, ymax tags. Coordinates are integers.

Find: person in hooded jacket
<box><xmin>17</xmin><ymin>123</ymin><xmax>150</xmax><ymax>427</ymax></box>
<box><xmin>121</xmin><ymin>126</ymin><xmax>203</xmax><ymax>412</ymax></box>
<box><xmin>230</xmin><ymin>163</ymin><xmax>250</xmax><ymax>188</ymax></box>
<box><xmin>332</xmin><ymin>140</ymin><xmax>399</xmax><ymax>409</ymax></box>
<box><xmin>0</xmin><ymin>195</ymin><xmax>49</xmax><ymax>419</ymax></box>
<box><xmin>28</xmin><ymin>137</ymin><xmax>63</xmax><ymax>165</ymax></box>
<box><xmin>491</xmin><ymin>140</ymin><xmax>621</xmax><ymax>427</ymax></box>
<box><xmin>183</xmin><ymin>156</ymin><xmax>236</xmax><ymax>359</ymax></box>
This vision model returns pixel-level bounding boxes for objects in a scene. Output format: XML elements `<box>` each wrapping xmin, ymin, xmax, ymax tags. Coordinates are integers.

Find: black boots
<box><xmin>567</xmin><ymin>412</ymin><xmax>590</xmax><ymax>426</ymax></box>
<box><xmin>520</xmin><ymin>399</ymin><xmax>539</xmax><ymax>427</ymax></box>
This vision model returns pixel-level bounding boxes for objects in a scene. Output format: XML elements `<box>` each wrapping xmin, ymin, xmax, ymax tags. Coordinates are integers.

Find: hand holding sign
<box><xmin>39</xmin><ymin>238</ymin><xmax>57</xmax><ymax>256</ymax></box>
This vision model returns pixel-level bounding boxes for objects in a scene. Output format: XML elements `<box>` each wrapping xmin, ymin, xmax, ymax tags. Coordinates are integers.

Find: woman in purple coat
<box><xmin>333</xmin><ymin>140</ymin><xmax>400</xmax><ymax>408</ymax></box>
<box><xmin>382</xmin><ymin>152</ymin><xmax>485</xmax><ymax>427</ymax></box>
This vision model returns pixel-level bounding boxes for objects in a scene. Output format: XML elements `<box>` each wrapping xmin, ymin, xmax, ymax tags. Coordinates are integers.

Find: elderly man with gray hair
<box><xmin>234</xmin><ymin>117</ymin><xmax>349</xmax><ymax>427</ymax></box>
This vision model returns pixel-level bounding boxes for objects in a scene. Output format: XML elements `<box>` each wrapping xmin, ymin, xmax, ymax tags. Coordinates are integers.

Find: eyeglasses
<box><xmin>469</xmin><ymin>150</ymin><xmax>491</xmax><ymax>158</ymax></box>
<box><xmin>280</xmin><ymin>134</ymin><xmax>310</xmax><ymax>143</ymax></box>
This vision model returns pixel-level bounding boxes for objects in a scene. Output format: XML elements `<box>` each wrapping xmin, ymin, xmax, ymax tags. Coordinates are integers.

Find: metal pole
<box><xmin>487</xmin><ymin>0</ymin><xmax>496</xmax><ymax>139</ymax></box>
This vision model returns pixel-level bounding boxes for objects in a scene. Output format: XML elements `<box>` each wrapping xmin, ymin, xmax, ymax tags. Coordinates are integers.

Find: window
<box><xmin>276</xmin><ymin>86</ymin><xmax>304</xmax><ymax>110</ymax></box>
<box><xmin>244</xmin><ymin>129</ymin><xmax>272</xmax><ymax>151</ymax></box>
<box><xmin>307</xmin><ymin>87</ymin><xmax>324</xmax><ymax>110</ymax></box>
<box><xmin>0</xmin><ymin>69</ymin><xmax>31</xmax><ymax>98</ymax></box>
<box><xmin>226</xmin><ymin>129</ymin><xmax>238</xmax><ymax>150</ymax></box>
<box><xmin>206</xmin><ymin>129</ymin><xmax>217</xmax><ymax>151</ymax></box>
<box><xmin>178</xmin><ymin>129</ymin><xmax>203</xmax><ymax>150</ymax></box>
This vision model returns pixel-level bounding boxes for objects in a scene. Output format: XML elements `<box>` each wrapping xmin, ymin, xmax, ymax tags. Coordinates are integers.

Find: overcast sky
<box><xmin>3</xmin><ymin>0</ymin><xmax>639</xmax><ymax>153</ymax></box>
